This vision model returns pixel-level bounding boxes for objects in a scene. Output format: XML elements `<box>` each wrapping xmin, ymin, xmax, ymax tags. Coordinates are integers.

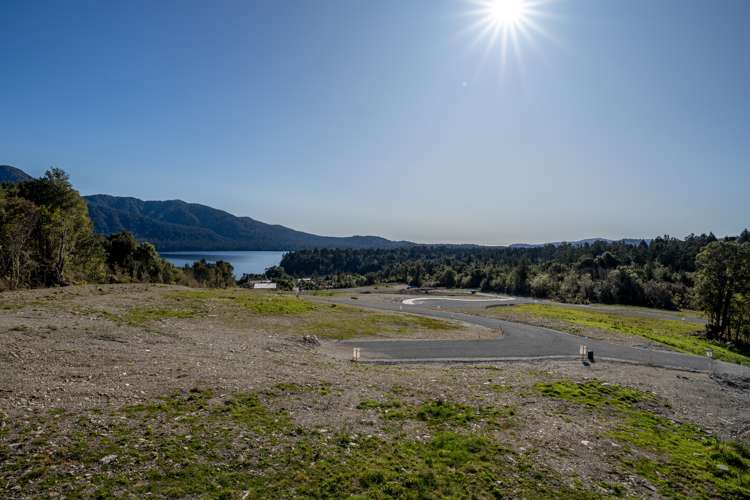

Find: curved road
<box><xmin>322</xmin><ymin>294</ymin><xmax>749</xmax><ymax>377</ymax></box>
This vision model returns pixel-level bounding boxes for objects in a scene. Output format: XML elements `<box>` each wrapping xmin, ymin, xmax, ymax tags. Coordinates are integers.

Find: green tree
<box><xmin>0</xmin><ymin>195</ymin><xmax>39</xmax><ymax>289</ymax></box>
<box><xmin>18</xmin><ymin>168</ymin><xmax>100</xmax><ymax>285</ymax></box>
<box><xmin>694</xmin><ymin>241</ymin><xmax>750</xmax><ymax>341</ymax></box>
<box><xmin>439</xmin><ymin>267</ymin><xmax>457</xmax><ymax>288</ymax></box>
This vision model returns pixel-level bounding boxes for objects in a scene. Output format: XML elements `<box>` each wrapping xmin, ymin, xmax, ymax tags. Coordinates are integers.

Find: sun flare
<box><xmin>488</xmin><ymin>0</ymin><xmax>527</xmax><ymax>27</ymax></box>
<box><xmin>466</xmin><ymin>0</ymin><xmax>552</xmax><ymax>69</ymax></box>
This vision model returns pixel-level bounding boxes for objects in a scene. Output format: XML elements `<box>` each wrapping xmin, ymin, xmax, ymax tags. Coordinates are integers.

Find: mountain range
<box><xmin>509</xmin><ymin>238</ymin><xmax>649</xmax><ymax>248</ymax></box>
<box><xmin>85</xmin><ymin>195</ymin><xmax>413</xmax><ymax>251</ymax></box>
<box><xmin>3</xmin><ymin>165</ymin><xmax>650</xmax><ymax>251</ymax></box>
<box><xmin>2</xmin><ymin>165</ymin><xmax>412</xmax><ymax>251</ymax></box>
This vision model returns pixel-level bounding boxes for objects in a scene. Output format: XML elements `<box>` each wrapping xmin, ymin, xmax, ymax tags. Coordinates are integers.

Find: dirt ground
<box><xmin>1</xmin><ymin>285</ymin><xmax>749</xmax><ymax>497</ymax></box>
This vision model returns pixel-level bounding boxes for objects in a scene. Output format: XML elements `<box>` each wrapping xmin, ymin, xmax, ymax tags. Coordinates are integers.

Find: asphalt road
<box><xmin>324</xmin><ymin>294</ymin><xmax>748</xmax><ymax>377</ymax></box>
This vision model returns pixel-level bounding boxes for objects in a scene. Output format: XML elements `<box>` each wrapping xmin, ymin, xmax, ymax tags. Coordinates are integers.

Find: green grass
<box><xmin>234</xmin><ymin>293</ymin><xmax>317</xmax><ymax>314</ymax></box>
<box><xmin>305</xmin><ymin>307</ymin><xmax>459</xmax><ymax>340</ymax></box>
<box><xmin>170</xmin><ymin>289</ymin><xmax>460</xmax><ymax>339</ymax></box>
<box><xmin>263</xmin><ymin>381</ymin><xmax>332</xmax><ymax>397</ymax></box>
<box><xmin>1</xmin><ymin>389</ymin><xmax>593</xmax><ymax>499</ymax></box>
<box><xmin>535</xmin><ymin>379</ymin><xmax>657</xmax><ymax>410</ymax></box>
<box><xmin>536</xmin><ymin>379</ymin><xmax>750</xmax><ymax>498</ymax></box>
<box><xmin>357</xmin><ymin>397</ymin><xmax>515</xmax><ymax>428</ymax></box>
<box><xmin>496</xmin><ymin>304</ymin><xmax>749</xmax><ymax>365</ymax></box>
<box><xmin>170</xmin><ymin>289</ymin><xmax>318</xmax><ymax>315</ymax></box>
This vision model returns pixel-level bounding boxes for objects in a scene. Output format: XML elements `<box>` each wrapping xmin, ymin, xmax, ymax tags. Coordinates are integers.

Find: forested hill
<box><xmin>0</xmin><ymin>165</ymin><xmax>33</xmax><ymax>183</ymax></box>
<box><xmin>281</xmin><ymin>231</ymin><xmax>750</xmax><ymax>311</ymax></box>
<box><xmin>84</xmin><ymin>194</ymin><xmax>413</xmax><ymax>251</ymax></box>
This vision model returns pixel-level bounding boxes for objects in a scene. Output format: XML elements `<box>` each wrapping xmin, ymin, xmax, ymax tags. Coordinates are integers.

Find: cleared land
<box><xmin>1</xmin><ymin>285</ymin><xmax>749</xmax><ymax>498</ymax></box>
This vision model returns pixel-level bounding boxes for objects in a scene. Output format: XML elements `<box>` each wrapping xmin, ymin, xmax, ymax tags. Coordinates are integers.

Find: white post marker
<box><xmin>352</xmin><ymin>347</ymin><xmax>361</xmax><ymax>362</ymax></box>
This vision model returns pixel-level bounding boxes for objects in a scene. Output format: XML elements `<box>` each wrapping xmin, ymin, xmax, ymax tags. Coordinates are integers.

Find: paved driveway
<box><xmin>322</xmin><ymin>294</ymin><xmax>747</xmax><ymax>377</ymax></box>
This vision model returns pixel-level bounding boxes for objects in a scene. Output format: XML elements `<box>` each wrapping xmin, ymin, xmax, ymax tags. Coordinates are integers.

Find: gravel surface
<box><xmin>1</xmin><ymin>284</ymin><xmax>749</xmax><ymax>497</ymax></box>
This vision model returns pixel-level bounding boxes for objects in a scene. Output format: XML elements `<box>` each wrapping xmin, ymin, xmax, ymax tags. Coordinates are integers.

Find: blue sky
<box><xmin>1</xmin><ymin>0</ymin><xmax>748</xmax><ymax>245</ymax></box>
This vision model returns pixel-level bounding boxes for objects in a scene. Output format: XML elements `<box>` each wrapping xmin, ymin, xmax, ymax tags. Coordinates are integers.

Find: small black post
<box><xmin>587</xmin><ymin>351</ymin><xmax>595</xmax><ymax>363</ymax></box>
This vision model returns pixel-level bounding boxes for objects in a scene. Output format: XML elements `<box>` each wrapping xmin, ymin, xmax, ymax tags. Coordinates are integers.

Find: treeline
<box><xmin>280</xmin><ymin>238</ymin><xmax>725</xmax><ymax>307</ymax></box>
<box><xmin>0</xmin><ymin>169</ymin><xmax>234</xmax><ymax>290</ymax></box>
<box><xmin>281</xmin><ymin>236</ymin><xmax>750</xmax><ymax>347</ymax></box>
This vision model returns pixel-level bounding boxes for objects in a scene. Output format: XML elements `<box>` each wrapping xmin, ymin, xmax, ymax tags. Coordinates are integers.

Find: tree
<box><xmin>694</xmin><ymin>241</ymin><xmax>750</xmax><ymax>341</ymax></box>
<box><xmin>409</xmin><ymin>268</ymin><xmax>423</xmax><ymax>287</ymax></box>
<box><xmin>509</xmin><ymin>260</ymin><xmax>529</xmax><ymax>295</ymax></box>
<box><xmin>439</xmin><ymin>267</ymin><xmax>457</xmax><ymax>288</ymax></box>
<box><xmin>17</xmin><ymin>168</ymin><xmax>98</xmax><ymax>285</ymax></box>
<box><xmin>0</xmin><ymin>196</ymin><xmax>39</xmax><ymax>289</ymax></box>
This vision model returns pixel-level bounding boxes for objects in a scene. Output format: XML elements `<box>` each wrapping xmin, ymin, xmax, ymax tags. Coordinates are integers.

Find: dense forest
<box><xmin>281</xmin><ymin>234</ymin><xmax>750</xmax><ymax>348</ymax></box>
<box><xmin>0</xmin><ymin>169</ymin><xmax>234</xmax><ymax>290</ymax></box>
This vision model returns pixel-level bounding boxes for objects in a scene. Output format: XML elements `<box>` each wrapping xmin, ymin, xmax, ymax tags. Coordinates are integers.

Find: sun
<box><xmin>488</xmin><ymin>0</ymin><xmax>527</xmax><ymax>27</ymax></box>
<box><xmin>465</xmin><ymin>0</ymin><xmax>552</xmax><ymax>70</ymax></box>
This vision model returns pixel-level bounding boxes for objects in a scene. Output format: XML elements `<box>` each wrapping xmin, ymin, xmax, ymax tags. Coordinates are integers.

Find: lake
<box><xmin>160</xmin><ymin>251</ymin><xmax>286</xmax><ymax>277</ymax></box>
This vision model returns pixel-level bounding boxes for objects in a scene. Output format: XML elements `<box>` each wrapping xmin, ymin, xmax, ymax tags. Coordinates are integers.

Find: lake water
<box><xmin>160</xmin><ymin>251</ymin><xmax>285</xmax><ymax>277</ymax></box>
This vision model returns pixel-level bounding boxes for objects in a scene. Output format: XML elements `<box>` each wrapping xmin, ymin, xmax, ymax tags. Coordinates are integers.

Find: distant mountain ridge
<box><xmin>85</xmin><ymin>194</ymin><xmax>413</xmax><ymax>251</ymax></box>
<box><xmin>510</xmin><ymin>238</ymin><xmax>649</xmax><ymax>248</ymax></box>
<box><xmin>0</xmin><ymin>165</ymin><xmax>33</xmax><ymax>183</ymax></box>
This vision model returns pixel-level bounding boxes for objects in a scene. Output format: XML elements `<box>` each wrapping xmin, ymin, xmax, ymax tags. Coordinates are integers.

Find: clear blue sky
<box><xmin>1</xmin><ymin>0</ymin><xmax>748</xmax><ymax>245</ymax></box>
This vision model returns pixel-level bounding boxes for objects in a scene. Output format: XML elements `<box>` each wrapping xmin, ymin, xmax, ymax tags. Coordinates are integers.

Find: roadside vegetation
<box><xmin>487</xmin><ymin>304</ymin><xmax>750</xmax><ymax>365</ymax></box>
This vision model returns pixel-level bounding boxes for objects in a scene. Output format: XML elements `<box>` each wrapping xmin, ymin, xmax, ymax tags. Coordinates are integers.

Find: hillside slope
<box><xmin>85</xmin><ymin>194</ymin><xmax>412</xmax><ymax>251</ymax></box>
<box><xmin>0</xmin><ymin>165</ymin><xmax>33</xmax><ymax>183</ymax></box>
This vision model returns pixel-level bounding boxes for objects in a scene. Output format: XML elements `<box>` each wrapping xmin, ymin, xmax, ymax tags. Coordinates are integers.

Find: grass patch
<box><xmin>535</xmin><ymin>379</ymin><xmax>656</xmax><ymax>410</ymax></box>
<box><xmin>266</xmin><ymin>431</ymin><xmax>593</xmax><ymax>499</ymax></box>
<box><xmin>495</xmin><ymin>304</ymin><xmax>749</xmax><ymax>365</ymax></box>
<box><xmin>170</xmin><ymin>289</ymin><xmax>317</xmax><ymax>315</ymax></box>
<box><xmin>358</xmin><ymin>397</ymin><xmax>514</xmax><ymax>428</ymax></box>
<box><xmin>613</xmin><ymin>413</ymin><xmax>750</xmax><ymax>498</ymax></box>
<box><xmin>166</xmin><ymin>289</ymin><xmax>459</xmax><ymax>338</ymax></box>
<box><xmin>264</xmin><ymin>381</ymin><xmax>332</xmax><ymax>397</ymax></box>
<box><xmin>232</xmin><ymin>294</ymin><xmax>317</xmax><ymax>314</ymax></box>
<box><xmin>2</xmin><ymin>389</ymin><xmax>590</xmax><ymax>498</ymax></box>
<box><xmin>305</xmin><ymin>306</ymin><xmax>459</xmax><ymax>340</ymax></box>
<box><xmin>537</xmin><ymin>379</ymin><xmax>750</xmax><ymax>497</ymax></box>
